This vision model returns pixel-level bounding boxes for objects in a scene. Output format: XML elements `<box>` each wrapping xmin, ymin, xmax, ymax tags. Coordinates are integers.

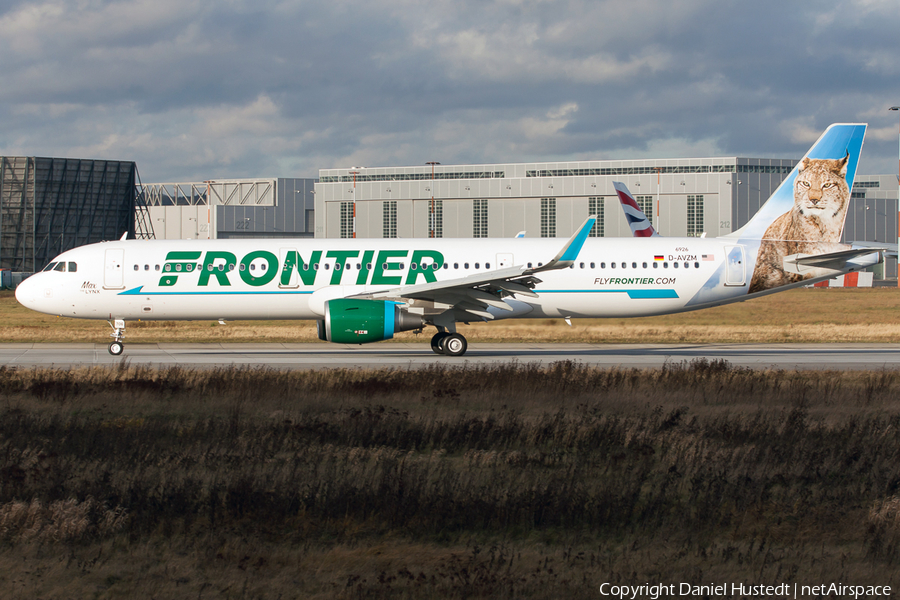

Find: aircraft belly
<box><xmin>106</xmin><ymin>289</ymin><xmax>316</xmax><ymax>321</ymax></box>
<box><xmin>532</xmin><ymin>291</ymin><xmax>686</xmax><ymax>318</ymax></box>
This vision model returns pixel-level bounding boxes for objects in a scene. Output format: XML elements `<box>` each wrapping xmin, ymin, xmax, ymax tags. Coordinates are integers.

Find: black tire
<box><xmin>108</xmin><ymin>342</ymin><xmax>124</xmax><ymax>356</ymax></box>
<box><xmin>431</xmin><ymin>332</ymin><xmax>450</xmax><ymax>354</ymax></box>
<box><xmin>442</xmin><ymin>333</ymin><xmax>467</xmax><ymax>357</ymax></box>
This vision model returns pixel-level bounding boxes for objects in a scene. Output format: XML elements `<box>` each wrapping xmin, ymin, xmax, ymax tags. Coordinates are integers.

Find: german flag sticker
<box><xmin>654</xmin><ymin>255</ymin><xmax>664</xmax><ymax>261</ymax></box>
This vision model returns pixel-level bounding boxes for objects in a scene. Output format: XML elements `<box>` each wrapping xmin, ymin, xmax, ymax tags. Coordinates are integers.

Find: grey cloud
<box><xmin>0</xmin><ymin>0</ymin><xmax>898</xmax><ymax>180</ymax></box>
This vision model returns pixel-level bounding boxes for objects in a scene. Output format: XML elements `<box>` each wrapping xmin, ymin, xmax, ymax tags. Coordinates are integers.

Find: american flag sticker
<box><xmin>702</xmin><ymin>254</ymin><xmax>714</xmax><ymax>261</ymax></box>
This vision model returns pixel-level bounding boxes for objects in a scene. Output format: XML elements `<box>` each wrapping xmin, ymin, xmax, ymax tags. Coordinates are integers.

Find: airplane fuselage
<box><xmin>16</xmin><ymin>236</ymin><xmax>759</xmax><ymax>322</ymax></box>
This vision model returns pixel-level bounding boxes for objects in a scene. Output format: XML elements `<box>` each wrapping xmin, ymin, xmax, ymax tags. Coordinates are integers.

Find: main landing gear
<box><xmin>430</xmin><ymin>330</ymin><xmax>468</xmax><ymax>357</ymax></box>
<box><xmin>108</xmin><ymin>319</ymin><xmax>125</xmax><ymax>356</ymax></box>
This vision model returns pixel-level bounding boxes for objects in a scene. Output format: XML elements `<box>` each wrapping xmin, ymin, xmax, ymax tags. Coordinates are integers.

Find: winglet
<box><xmin>531</xmin><ymin>215</ymin><xmax>596</xmax><ymax>273</ymax></box>
<box><xmin>613</xmin><ymin>181</ymin><xmax>659</xmax><ymax>237</ymax></box>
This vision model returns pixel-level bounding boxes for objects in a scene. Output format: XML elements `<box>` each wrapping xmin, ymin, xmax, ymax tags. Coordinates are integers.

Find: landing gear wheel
<box><xmin>442</xmin><ymin>333</ymin><xmax>467</xmax><ymax>357</ymax></box>
<box><xmin>108</xmin><ymin>341</ymin><xmax>124</xmax><ymax>356</ymax></box>
<box><xmin>431</xmin><ymin>332</ymin><xmax>450</xmax><ymax>354</ymax></box>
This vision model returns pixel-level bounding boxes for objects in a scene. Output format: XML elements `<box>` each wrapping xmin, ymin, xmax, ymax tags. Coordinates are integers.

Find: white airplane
<box><xmin>16</xmin><ymin>124</ymin><xmax>881</xmax><ymax>357</ymax></box>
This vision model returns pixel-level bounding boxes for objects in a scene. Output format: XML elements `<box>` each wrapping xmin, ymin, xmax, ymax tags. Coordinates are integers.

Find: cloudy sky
<box><xmin>1</xmin><ymin>0</ymin><xmax>899</xmax><ymax>182</ymax></box>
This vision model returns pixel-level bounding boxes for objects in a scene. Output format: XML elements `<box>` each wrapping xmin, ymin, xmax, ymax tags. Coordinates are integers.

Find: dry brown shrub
<box><xmin>0</xmin><ymin>497</ymin><xmax>127</xmax><ymax>543</ymax></box>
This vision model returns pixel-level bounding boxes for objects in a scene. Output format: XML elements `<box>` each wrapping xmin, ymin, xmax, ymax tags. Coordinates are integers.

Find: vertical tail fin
<box><xmin>612</xmin><ymin>181</ymin><xmax>660</xmax><ymax>237</ymax></box>
<box><xmin>728</xmin><ymin>123</ymin><xmax>866</xmax><ymax>241</ymax></box>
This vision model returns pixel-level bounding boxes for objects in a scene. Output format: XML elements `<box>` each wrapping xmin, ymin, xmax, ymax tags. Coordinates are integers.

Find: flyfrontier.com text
<box><xmin>598</xmin><ymin>582</ymin><xmax>892</xmax><ymax>599</ymax></box>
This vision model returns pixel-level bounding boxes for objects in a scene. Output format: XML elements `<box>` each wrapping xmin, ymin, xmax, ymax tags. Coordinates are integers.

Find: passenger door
<box><xmin>104</xmin><ymin>249</ymin><xmax>125</xmax><ymax>289</ymax></box>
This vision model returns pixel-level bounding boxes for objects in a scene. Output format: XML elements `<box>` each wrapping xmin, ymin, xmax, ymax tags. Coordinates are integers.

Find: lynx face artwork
<box><xmin>748</xmin><ymin>154</ymin><xmax>851</xmax><ymax>293</ymax></box>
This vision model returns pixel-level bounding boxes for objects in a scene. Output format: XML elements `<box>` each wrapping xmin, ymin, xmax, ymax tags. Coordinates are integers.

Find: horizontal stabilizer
<box><xmin>850</xmin><ymin>241</ymin><xmax>898</xmax><ymax>258</ymax></box>
<box><xmin>783</xmin><ymin>248</ymin><xmax>882</xmax><ymax>274</ymax></box>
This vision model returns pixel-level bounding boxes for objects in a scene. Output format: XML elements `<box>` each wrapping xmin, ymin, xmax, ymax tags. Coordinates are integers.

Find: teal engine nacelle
<box><xmin>317</xmin><ymin>299</ymin><xmax>425</xmax><ymax>344</ymax></box>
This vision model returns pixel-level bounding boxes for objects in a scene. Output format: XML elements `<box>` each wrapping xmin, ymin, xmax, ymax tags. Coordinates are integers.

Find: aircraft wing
<box><xmin>357</xmin><ymin>216</ymin><xmax>597</xmax><ymax>320</ymax></box>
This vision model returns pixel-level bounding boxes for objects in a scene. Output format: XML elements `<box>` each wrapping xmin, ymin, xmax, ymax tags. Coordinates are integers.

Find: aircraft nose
<box><xmin>14</xmin><ymin>274</ymin><xmax>38</xmax><ymax>308</ymax></box>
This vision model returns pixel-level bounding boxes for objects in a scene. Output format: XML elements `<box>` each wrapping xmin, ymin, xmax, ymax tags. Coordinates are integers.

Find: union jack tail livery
<box><xmin>613</xmin><ymin>181</ymin><xmax>659</xmax><ymax>237</ymax></box>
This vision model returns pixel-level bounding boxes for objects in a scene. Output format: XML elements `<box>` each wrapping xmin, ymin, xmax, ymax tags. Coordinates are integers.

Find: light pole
<box><xmin>426</xmin><ymin>161</ymin><xmax>440</xmax><ymax>238</ymax></box>
<box><xmin>203</xmin><ymin>180</ymin><xmax>214</xmax><ymax>239</ymax></box>
<box><xmin>654</xmin><ymin>167</ymin><xmax>663</xmax><ymax>233</ymax></box>
<box><xmin>348</xmin><ymin>170</ymin><xmax>359</xmax><ymax>238</ymax></box>
<box><xmin>891</xmin><ymin>107</ymin><xmax>900</xmax><ymax>286</ymax></box>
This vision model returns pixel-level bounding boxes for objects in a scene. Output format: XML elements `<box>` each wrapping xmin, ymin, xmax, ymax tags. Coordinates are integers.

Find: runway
<box><xmin>0</xmin><ymin>342</ymin><xmax>897</xmax><ymax>370</ymax></box>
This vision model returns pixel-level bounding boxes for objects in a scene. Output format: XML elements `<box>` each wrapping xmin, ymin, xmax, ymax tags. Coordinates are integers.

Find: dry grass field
<box><xmin>2</xmin><ymin>287</ymin><xmax>900</xmax><ymax>344</ymax></box>
<box><xmin>2</xmin><ymin>361</ymin><xmax>900</xmax><ymax>598</ymax></box>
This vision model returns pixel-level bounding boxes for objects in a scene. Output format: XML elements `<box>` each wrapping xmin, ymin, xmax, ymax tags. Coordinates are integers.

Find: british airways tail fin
<box><xmin>612</xmin><ymin>182</ymin><xmax>659</xmax><ymax>237</ymax></box>
<box><xmin>727</xmin><ymin>123</ymin><xmax>866</xmax><ymax>241</ymax></box>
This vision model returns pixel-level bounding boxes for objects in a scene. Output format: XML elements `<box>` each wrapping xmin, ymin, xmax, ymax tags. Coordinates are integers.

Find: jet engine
<box><xmin>316</xmin><ymin>298</ymin><xmax>425</xmax><ymax>344</ymax></box>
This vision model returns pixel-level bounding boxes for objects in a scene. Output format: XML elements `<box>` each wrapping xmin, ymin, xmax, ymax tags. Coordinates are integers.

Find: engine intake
<box><xmin>317</xmin><ymin>298</ymin><xmax>425</xmax><ymax>344</ymax></box>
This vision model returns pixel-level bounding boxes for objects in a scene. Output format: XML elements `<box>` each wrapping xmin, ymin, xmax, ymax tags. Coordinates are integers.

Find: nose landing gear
<box><xmin>107</xmin><ymin>319</ymin><xmax>125</xmax><ymax>355</ymax></box>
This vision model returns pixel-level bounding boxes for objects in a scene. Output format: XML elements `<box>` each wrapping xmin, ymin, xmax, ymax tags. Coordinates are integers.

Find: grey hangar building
<box><xmin>1</xmin><ymin>154</ymin><xmax>897</xmax><ymax>281</ymax></box>
<box><xmin>314</xmin><ymin>159</ymin><xmax>898</xmax><ymax>279</ymax></box>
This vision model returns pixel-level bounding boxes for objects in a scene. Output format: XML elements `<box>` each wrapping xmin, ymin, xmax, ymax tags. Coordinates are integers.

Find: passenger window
<box><xmin>642</xmin><ymin>262</ymin><xmax>647</xmax><ymax>268</ymax></box>
<box><xmin>694</xmin><ymin>262</ymin><xmax>699</xmax><ymax>268</ymax></box>
<box><xmin>366</xmin><ymin>263</ymin><xmax>372</xmax><ymax>270</ymax></box>
<box><xmin>143</xmin><ymin>264</ymin><xmax>149</xmax><ymax>271</ymax></box>
<box><xmin>357</xmin><ymin>264</ymin><xmax>362</xmax><ymax>270</ymax></box>
<box><xmin>653</xmin><ymin>263</ymin><xmax>658</xmax><ymax>269</ymax></box>
<box><xmin>601</xmin><ymin>262</ymin><xmax>606</xmax><ymax>268</ymax></box>
<box><xmin>674</xmin><ymin>262</ymin><xmax>679</xmax><ymax>269</ymax></box>
<box><xmin>69</xmin><ymin>262</ymin><xmax>77</xmax><ymax>273</ymax></box>
<box><xmin>314</xmin><ymin>264</ymin><xmax>320</xmax><ymax>270</ymax></box>
<box><xmin>410</xmin><ymin>263</ymin><xmax>417</xmax><ymax>270</ymax></box>
<box><xmin>611</xmin><ymin>262</ymin><xmax>616</xmax><ymax>269</ymax></box>
<box><xmin>621</xmin><ymin>262</ymin><xmax>626</xmax><ymax>269</ymax></box>
<box><xmin>133</xmin><ymin>265</ymin><xmax>139</xmax><ymax>271</ymax></box>
<box><xmin>335</xmin><ymin>263</ymin><xmax>342</xmax><ymax>270</ymax></box>
<box><xmin>579</xmin><ymin>262</ymin><xmax>584</xmax><ymax>269</ymax></box>
<box><xmin>432</xmin><ymin>263</ymin><xmax>439</xmax><ymax>270</ymax></box>
<box><xmin>454</xmin><ymin>263</ymin><xmax>459</xmax><ymax>269</ymax></box>
<box><xmin>241</xmin><ymin>264</ymin><xmax>247</xmax><ymax>271</ymax></box>
<box><xmin>443</xmin><ymin>263</ymin><xmax>448</xmax><ymax>269</ymax></box>
<box><xmin>228</xmin><ymin>264</ymin><xmax>235</xmax><ymax>271</ymax></box>
<box><xmin>684</xmin><ymin>262</ymin><xmax>689</xmax><ymax>269</ymax></box>
<box><xmin>250</xmin><ymin>264</ymin><xmax>256</xmax><ymax>271</ymax></box>
<box><xmin>475</xmin><ymin>263</ymin><xmax>480</xmax><ymax>269</ymax></box>
<box><xmin>464</xmin><ymin>263</ymin><xmax>469</xmax><ymax>269</ymax></box>
<box><xmin>632</xmin><ymin>262</ymin><xmax>637</xmax><ymax>268</ymax></box>
<box><xmin>663</xmin><ymin>262</ymin><xmax>668</xmax><ymax>268</ymax></box>
<box><xmin>155</xmin><ymin>265</ymin><xmax>160</xmax><ymax>271</ymax></box>
<box><xmin>324</xmin><ymin>264</ymin><xmax>330</xmax><ymax>270</ymax></box>
<box><xmin>486</xmin><ymin>262</ymin><xmax>490</xmax><ymax>269</ymax></box>
<box><xmin>590</xmin><ymin>262</ymin><xmax>595</xmax><ymax>269</ymax></box>
<box><xmin>176</xmin><ymin>264</ymin><xmax>183</xmax><ymax>272</ymax></box>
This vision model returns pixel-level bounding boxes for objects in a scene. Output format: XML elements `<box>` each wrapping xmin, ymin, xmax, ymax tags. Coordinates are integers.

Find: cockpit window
<box><xmin>68</xmin><ymin>262</ymin><xmax>77</xmax><ymax>273</ymax></box>
<box><xmin>53</xmin><ymin>262</ymin><xmax>66</xmax><ymax>272</ymax></box>
<box><xmin>42</xmin><ymin>262</ymin><xmax>58</xmax><ymax>272</ymax></box>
